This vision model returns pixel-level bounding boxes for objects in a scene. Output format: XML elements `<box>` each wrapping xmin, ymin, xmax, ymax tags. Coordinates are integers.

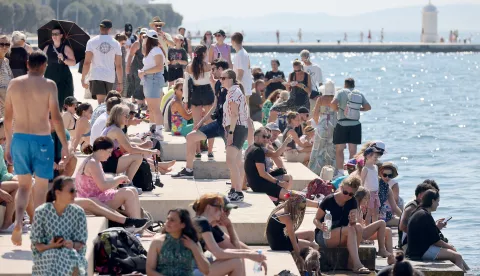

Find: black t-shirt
<box><xmin>212</xmin><ymin>226</ymin><xmax>225</xmax><ymax>243</ymax></box>
<box><xmin>194</xmin><ymin>216</ymin><xmax>212</xmax><ymax>252</ymax></box>
<box><xmin>249</xmin><ymin>91</ymin><xmax>263</xmax><ymax>116</ymax></box>
<box><xmin>7</xmin><ymin>47</ymin><xmax>28</xmax><ymax>73</ymax></box>
<box><xmin>406</xmin><ymin>208</ymin><xmax>440</xmax><ymax>260</ymax></box>
<box><xmin>319</xmin><ymin>193</ymin><xmax>357</xmax><ymax>229</ymax></box>
<box><xmin>245</xmin><ymin>144</ymin><xmax>267</xmax><ymax>185</ymax></box>
<box><xmin>265</xmin><ymin>70</ymin><xmax>286</xmax><ymax>98</ymax></box>
<box><xmin>212</xmin><ymin>80</ymin><xmax>227</xmax><ymax>124</ymax></box>
<box><xmin>167</xmin><ymin>48</ymin><xmax>188</xmax><ymax>69</ymax></box>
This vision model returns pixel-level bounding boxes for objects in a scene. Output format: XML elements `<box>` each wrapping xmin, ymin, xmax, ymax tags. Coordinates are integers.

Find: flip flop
<box><xmin>148</xmin><ymin>221</ymin><xmax>164</xmax><ymax>233</ymax></box>
<box><xmin>352</xmin><ymin>266</ymin><xmax>370</xmax><ymax>274</ymax></box>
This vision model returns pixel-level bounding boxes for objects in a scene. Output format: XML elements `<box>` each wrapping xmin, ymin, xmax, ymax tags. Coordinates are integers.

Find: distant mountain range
<box><xmin>184</xmin><ymin>4</ymin><xmax>480</xmax><ymax>32</ymax></box>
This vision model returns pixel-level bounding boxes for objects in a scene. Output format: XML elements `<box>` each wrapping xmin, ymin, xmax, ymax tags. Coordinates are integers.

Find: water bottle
<box><xmin>323</xmin><ymin>210</ymin><xmax>332</xmax><ymax>239</ymax></box>
<box><xmin>253</xmin><ymin>249</ymin><xmax>262</xmax><ymax>274</ymax></box>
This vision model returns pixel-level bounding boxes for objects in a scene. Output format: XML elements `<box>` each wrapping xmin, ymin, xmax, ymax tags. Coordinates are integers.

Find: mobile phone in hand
<box><xmin>445</xmin><ymin>216</ymin><xmax>452</xmax><ymax>222</ymax></box>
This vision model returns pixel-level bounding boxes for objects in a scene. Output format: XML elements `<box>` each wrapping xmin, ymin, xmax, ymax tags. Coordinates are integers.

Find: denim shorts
<box><xmin>422</xmin><ymin>245</ymin><xmax>441</xmax><ymax>260</ymax></box>
<box><xmin>11</xmin><ymin>133</ymin><xmax>54</xmax><ymax>180</ymax></box>
<box><xmin>199</xmin><ymin>121</ymin><xmax>225</xmax><ymax>140</ymax></box>
<box><xmin>143</xmin><ymin>72</ymin><xmax>165</xmax><ymax>99</ymax></box>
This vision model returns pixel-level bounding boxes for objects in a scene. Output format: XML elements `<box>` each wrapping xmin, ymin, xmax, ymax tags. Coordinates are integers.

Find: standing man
<box><xmin>330</xmin><ymin>78</ymin><xmax>371</xmax><ymax>178</ymax></box>
<box><xmin>178</xmin><ymin>26</ymin><xmax>191</xmax><ymax>56</ymax></box>
<box><xmin>5</xmin><ymin>51</ymin><xmax>70</xmax><ymax>245</ymax></box>
<box><xmin>300</xmin><ymin>49</ymin><xmax>323</xmax><ymax>102</ymax></box>
<box><xmin>81</xmin><ymin>19</ymin><xmax>123</xmax><ymax>105</ymax></box>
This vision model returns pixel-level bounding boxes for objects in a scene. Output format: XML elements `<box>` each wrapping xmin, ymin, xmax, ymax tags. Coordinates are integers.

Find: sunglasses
<box><xmin>0</xmin><ymin>43</ymin><xmax>11</xmax><ymax>47</ymax></box>
<box><xmin>342</xmin><ymin>188</ymin><xmax>355</xmax><ymax>197</ymax></box>
<box><xmin>220</xmin><ymin>77</ymin><xmax>229</xmax><ymax>80</ymax></box>
<box><xmin>383</xmin><ymin>173</ymin><xmax>394</xmax><ymax>178</ymax></box>
<box><xmin>69</xmin><ymin>188</ymin><xmax>76</xmax><ymax>194</ymax></box>
<box><xmin>262</xmin><ymin>135</ymin><xmax>271</xmax><ymax>139</ymax></box>
<box><xmin>52</xmin><ymin>33</ymin><xmax>62</xmax><ymax>36</ymax></box>
<box><xmin>129</xmin><ymin>111</ymin><xmax>136</xmax><ymax>115</ymax></box>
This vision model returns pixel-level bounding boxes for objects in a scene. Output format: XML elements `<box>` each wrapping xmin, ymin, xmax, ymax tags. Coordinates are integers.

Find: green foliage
<box><xmin>62</xmin><ymin>2</ymin><xmax>93</xmax><ymax>25</ymax></box>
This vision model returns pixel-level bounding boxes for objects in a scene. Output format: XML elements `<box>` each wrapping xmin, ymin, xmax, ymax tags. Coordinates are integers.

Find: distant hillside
<box><xmin>184</xmin><ymin>4</ymin><xmax>480</xmax><ymax>32</ymax></box>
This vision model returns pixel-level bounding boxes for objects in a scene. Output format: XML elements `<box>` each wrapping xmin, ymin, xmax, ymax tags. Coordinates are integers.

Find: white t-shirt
<box><xmin>304</xmin><ymin>63</ymin><xmax>323</xmax><ymax>91</ymax></box>
<box><xmin>142</xmin><ymin>47</ymin><xmax>165</xmax><ymax>72</ymax></box>
<box><xmin>90</xmin><ymin>112</ymin><xmax>108</xmax><ymax>145</ymax></box>
<box><xmin>85</xmin><ymin>35</ymin><xmax>122</xmax><ymax>83</ymax></box>
<box><xmin>233</xmin><ymin>48</ymin><xmax>253</xmax><ymax>96</ymax></box>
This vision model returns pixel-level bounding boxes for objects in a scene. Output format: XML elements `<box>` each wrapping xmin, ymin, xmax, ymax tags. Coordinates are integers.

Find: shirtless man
<box><xmin>4</xmin><ymin>51</ymin><xmax>70</xmax><ymax>245</ymax></box>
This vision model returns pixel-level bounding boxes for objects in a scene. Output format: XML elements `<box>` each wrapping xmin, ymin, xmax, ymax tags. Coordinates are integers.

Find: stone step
<box><xmin>0</xmin><ymin>216</ymin><xmax>107</xmax><ymax>276</ymax></box>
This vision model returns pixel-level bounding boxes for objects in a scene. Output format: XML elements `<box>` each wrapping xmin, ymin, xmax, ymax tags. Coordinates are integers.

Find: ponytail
<box><xmin>192</xmin><ymin>45</ymin><xmax>207</xmax><ymax>80</ymax></box>
<box><xmin>46</xmin><ymin>189</ymin><xmax>56</xmax><ymax>203</ymax></box>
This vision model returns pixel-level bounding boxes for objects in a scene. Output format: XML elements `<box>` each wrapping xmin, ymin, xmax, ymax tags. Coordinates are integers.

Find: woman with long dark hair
<box><xmin>138</xmin><ymin>30</ymin><xmax>166</xmax><ymax>141</ymax></box>
<box><xmin>30</xmin><ymin>176</ymin><xmax>87</xmax><ymax>275</ymax></box>
<box><xmin>43</xmin><ymin>26</ymin><xmax>76</xmax><ymax>108</ymax></box>
<box><xmin>71</xmin><ymin>103</ymin><xmax>93</xmax><ymax>154</ymax></box>
<box><xmin>183</xmin><ymin>45</ymin><xmax>215</xmax><ymax>158</ymax></box>
<box><xmin>200</xmin><ymin>31</ymin><xmax>213</xmax><ymax>60</ymax></box>
<box><xmin>146</xmin><ymin>209</ymin><xmax>210</xmax><ymax>276</ymax></box>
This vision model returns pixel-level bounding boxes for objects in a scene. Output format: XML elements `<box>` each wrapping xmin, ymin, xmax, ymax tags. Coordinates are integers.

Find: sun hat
<box><xmin>139</xmin><ymin>28</ymin><xmax>148</xmax><ymax>35</ymax></box>
<box><xmin>149</xmin><ymin>16</ymin><xmax>165</xmax><ymax>27</ymax></box>
<box><xmin>379</xmin><ymin>161</ymin><xmax>398</xmax><ymax>178</ymax></box>
<box><xmin>265</xmin><ymin>122</ymin><xmax>280</xmax><ymax>132</ymax></box>
<box><xmin>146</xmin><ymin>30</ymin><xmax>159</xmax><ymax>40</ymax></box>
<box><xmin>319</xmin><ymin>79</ymin><xmax>335</xmax><ymax>96</ymax></box>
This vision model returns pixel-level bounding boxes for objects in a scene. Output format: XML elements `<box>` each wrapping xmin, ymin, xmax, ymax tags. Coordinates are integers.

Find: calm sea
<box><xmin>248</xmin><ymin>52</ymin><xmax>479</xmax><ymax>273</ymax></box>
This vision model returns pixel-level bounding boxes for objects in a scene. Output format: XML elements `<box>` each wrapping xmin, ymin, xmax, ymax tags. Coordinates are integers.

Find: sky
<box><xmin>159</xmin><ymin>0</ymin><xmax>479</xmax><ymax>22</ymax></box>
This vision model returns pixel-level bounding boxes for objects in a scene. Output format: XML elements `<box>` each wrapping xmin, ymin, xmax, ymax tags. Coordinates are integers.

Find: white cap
<box><xmin>319</xmin><ymin>79</ymin><xmax>335</xmax><ymax>96</ymax></box>
<box><xmin>139</xmin><ymin>28</ymin><xmax>148</xmax><ymax>35</ymax></box>
<box><xmin>146</xmin><ymin>29</ymin><xmax>159</xmax><ymax>40</ymax></box>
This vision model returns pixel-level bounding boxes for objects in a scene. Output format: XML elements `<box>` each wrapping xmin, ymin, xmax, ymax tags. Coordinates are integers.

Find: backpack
<box><xmin>94</xmin><ymin>227</ymin><xmax>147</xmax><ymax>275</ymax></box>
<box><xmin>306</xmin><ymin>178</ymin><xmax>334</xmax><ymax>201</ymax></box>
<box><xmin>343</xmin><ymin>90</ymin><xmax>363</xmax><ymax>121</ymax></box>
<box><xmin>132</xmin><ymin>159</ymin><xmax>154</xmax><ymax>192</ymax></box>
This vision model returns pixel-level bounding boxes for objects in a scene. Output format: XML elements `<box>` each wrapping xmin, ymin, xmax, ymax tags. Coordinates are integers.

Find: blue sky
<box><xmin>162</xmin><ymin>0</ymin><xmax>478</xmax><ymax>22</ymax></box>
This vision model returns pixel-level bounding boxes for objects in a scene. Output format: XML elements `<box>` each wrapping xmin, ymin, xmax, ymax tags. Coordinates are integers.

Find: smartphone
<box><xmin>445</xmin><ymin>216</ymin><xmax>452</xmax><ymax>222</ymax></box>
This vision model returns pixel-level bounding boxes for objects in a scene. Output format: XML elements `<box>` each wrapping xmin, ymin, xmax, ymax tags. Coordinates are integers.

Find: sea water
<box><xmin>248</xmin><ymin>52</ymin><xmax>479</xmax><ymax>273</ymax></box>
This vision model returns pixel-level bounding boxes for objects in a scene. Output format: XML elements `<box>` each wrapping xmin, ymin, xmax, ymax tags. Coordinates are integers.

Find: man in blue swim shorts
<box><xmin>4</xmin><ymin>51</ymin><xmax>71</xmax><ymax>246</ymax></box>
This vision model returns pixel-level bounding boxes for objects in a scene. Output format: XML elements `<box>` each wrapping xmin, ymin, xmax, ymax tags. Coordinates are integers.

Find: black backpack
<box><xmin>94</xmin><ymin>227</ymin><xmax>147</xmax><ymax>275</ymax></box>
<box><xmin>132</xmin><ymin>159</ymin><xmax>155</xmax><ymax>192</ymax></box>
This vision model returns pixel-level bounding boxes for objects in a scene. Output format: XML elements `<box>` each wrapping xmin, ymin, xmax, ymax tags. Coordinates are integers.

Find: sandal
<box><xmin>148</xmin><ymin>221</ymin><xmax>165</xmax><ymax>233</ymax></box>
<box><xmin>352</xmin><ymin>266</ymin><xmax>370</xmax><ymax>274</ymax></box>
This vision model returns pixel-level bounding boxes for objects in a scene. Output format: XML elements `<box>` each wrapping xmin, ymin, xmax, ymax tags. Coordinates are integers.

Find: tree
<box><xmin>63</xmin><ymin>2</ymin><xmax>92</xmax><ymax>27</ymax></box>
<box><xmin>17</xmin><ymin>2</ymin><xmax>38</xmax><ymax>32</ymax></box>
<box><xmin>0</xmin><ymin>3</ymin><xmax>14</xmax><ymax>32</ymax></box>
<box><xmin>35</xmin><ymin>5</ymin><xmax>56</xmax><ymax>31</ymax></box>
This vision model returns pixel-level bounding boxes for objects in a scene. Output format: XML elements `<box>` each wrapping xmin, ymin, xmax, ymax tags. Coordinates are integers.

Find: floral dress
<box><xmin>156</xmin><ymin>234</ymin><xmax>195</xmax><ymax>276</ymax></box>
<box><xmin>75</xmin><ymin>157</ymin><xmax>117</xmax><ymax>203</ymax></box>
<box><xmin>378</xmin><ymin>179</ymin><xmax>394</xmax><ymax>222</ymax></box>
<box><xmin>171</xmin><ymin>111</ymin><xmax>189</xmax><ymax>136</ymax></box>
<box><xmin>308</xmin><ymin>106</ymin><xmax>337</xmax><ymax>175</ymax></box>
<box><xmin>30</xmin><ymin>203</ymin><xmax>87</xmax><ymax>276</ymax></box>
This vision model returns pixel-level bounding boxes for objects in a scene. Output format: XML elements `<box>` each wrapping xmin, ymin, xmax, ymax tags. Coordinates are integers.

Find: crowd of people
<box><xmin>0</xmin><ymin>14</ymin><xmax>469</xmax><ymax>276</ymax></box>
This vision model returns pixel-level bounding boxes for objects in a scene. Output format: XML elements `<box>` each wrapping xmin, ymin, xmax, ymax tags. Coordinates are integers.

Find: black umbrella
<box><xmin>38</xmin><ymin>20</ymin><xmax>90</xmax><ymax>64</ymax></box>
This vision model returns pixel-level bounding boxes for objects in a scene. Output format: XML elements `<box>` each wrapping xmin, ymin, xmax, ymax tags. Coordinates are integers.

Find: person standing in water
<box><xmin>5</xmin><ymin>51</ymin><xmax>70</xmax><ymax>246</ymax></box>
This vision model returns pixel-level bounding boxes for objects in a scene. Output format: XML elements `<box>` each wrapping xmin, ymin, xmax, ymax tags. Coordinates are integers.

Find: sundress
<box><xmin>156</xmin><ymin>233</ymin><xmax>195</xmax><ymax>276</ymax></box>
<box><xmin>262</xmin><ymin>100</ymin><xmax>273</xmax><ymax>125</ymax></box>
<box><xmin>30</xmin><ymin>203</ymin><xmax>87</xmax><ymax>276</ymax></box>
<box><xmin>378</xmin><ymin>179</ymin><xmax>394</xmax><ymax>222</ymax></box>
<box><xmin>171</xmin><ymin>111</ymin><xmax>189</xmax><ymax>136</ymax></box>
<box><xmin>75</xmin><ymin>156</ymin><xmax>117</xmax><ymax>203</ymax></box>
<box><xmin>308</xmin><ymin>106</ymin><xmax>337</xmax><ymax>175</ymax></box>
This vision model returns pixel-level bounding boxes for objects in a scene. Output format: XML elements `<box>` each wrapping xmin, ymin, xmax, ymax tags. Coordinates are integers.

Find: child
<box><xmin>360</xmin><ymin>147</ymin><xmax>381</xmax><ymax>224</ymax></box>
<box><xmin>354</xmin><ymin>187</ymin><xmax>395</xmax><ymax>265</ymax></box>
<box><xmin>296</xmin><ymin>125</ymin><xmax>314</xmax><ymax>154</ymax></box>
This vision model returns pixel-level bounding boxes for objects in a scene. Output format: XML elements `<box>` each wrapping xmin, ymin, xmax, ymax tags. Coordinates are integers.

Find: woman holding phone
<box><xmin>313</xmin><ymin>176</ymin><xmax>370</xmax><ymax>274</ymax></box>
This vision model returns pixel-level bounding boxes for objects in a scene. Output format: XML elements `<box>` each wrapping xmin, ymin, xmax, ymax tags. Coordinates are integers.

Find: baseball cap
<box><xmin>222</xmin><ymin>196</ymin><xmax>238</xmax><ymax>210</ymax></box>
<box><xmin>297</xmin><ymin>107</ymin><xmax>309</xmax><ymax>114</ymax></box>
<box><xmin>139</xmin><ymin>28</ymin><xmax>148</xmax><ymax>35</ymax></box>
<box><xmin>371</xmin><ymin>141</ymin><xmax>386</xmax><ymax>153</ymax></box>
<box><xmin>214</xmin><ymin>30</ymin><xmax>226</xmax><ymax>36</ymax></box>
<box><xmin>146</xmin><ymin>30</ymin><xmax>159</xmax><ymax>40</ymax></box>
<box><xmin>64</xmin><ymin>96</ymin><xmax>78</xmax><ymax>106</ymax></box>
<box><xmin>99</xmin><ymin>19</ymin><xmax>113</xmax><ymax>29</ymax></box>
<box><xmin>265</xmin><ymin>122</ymin><xmax>280</xmax><ymax>132</ymax></box>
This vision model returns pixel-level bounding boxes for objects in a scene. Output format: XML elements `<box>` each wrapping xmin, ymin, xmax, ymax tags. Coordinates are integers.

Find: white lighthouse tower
<box><xmin>421</xmin><ymin>1</ymin><xmax>439</xmax><ymax>43</ymax></box>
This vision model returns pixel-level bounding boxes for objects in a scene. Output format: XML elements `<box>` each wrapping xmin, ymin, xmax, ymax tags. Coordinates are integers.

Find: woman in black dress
<box><xmin>43</xmin><ymin>26</ymin><xmax>76</xmax><ymax>108</ymax></box>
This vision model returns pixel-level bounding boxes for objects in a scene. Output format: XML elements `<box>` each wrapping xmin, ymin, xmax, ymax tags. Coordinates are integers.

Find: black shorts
<box><xmin>101</xmin><ymin>153</ymin><xmax>120</xmax><ymax>174</ymax></box>
<box><xmin>167</xmin><ymin>67</ymin><xmax>184</xmax><ymax>82</ymax></box>
<box><xmin>190</xmin><ymin>84</ymin><xmax>215</xmax><ymax>106</ymax></box>
<box><xmin>90</xmin><ymin>80</ymin><xmax>113</xmax><ymax>100</ymax></box>
<box><xmin>225</xmin><ymin>125</ymin><xmax>248</xmax><ymax>150</ymax></box>
<box><xmin>333</xmin><ymin>123</ymin><xmax>362</xmax><ymax>145</ymax></box>
<box><xmin>249</xmin><ymin>178</ymin><xmax>283</xmax><ymax>198</ymax></box>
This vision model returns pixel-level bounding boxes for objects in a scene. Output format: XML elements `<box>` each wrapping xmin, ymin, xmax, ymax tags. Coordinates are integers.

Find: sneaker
<box><xmin>229</xmin><ymin>191</ymin><xmax>244</xmax><ymax>202</ymax></box>
<box><xmin>195</xmin><ymin>153</ymin><xmax>202</xmax><ymax>160</ymax></box>
<box><xmin>171</xmin><ymin>167</ymin><xmax>194</xmax><ymax>179</ymax></box>
<box><xmin>207</xmin><ymin>152</ymin><xmax>214</xmax><ymax>160</ymax></box>
<box><xmin>124</xmin><ymin>218</ymin><xmax>151</xmax><ymax>234</ymax></box>
<box><xmin>227</xmin><ymin>188</ymin><xmax>235</xmax><ymax>195</ymax></box>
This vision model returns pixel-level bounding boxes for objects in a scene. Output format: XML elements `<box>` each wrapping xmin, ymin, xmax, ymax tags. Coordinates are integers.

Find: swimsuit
<box><xmin>11</xmin><ymin>133</ymin><xmax>54</xmax><ymax>179</ymax></box>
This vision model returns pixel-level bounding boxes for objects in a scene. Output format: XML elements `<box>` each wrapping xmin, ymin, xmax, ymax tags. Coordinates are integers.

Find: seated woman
<box><xmin>71</xmin><ymin>103</ymin><xmax>93</xmax><ymax>154</ymax></box>
<box><xmin>266</xmin><ymin>193</ymin><xmax>318</xmax><ymax>264</ymax></box>
<box><xmin>377</xmin><ymin>162</ymin><xmax>403</xmax><ymax>227</ymax></box>
<box><xmin>170</xmin><ymin>81</ymin><xmax>193</xmax><ymax>136</ymax></box>
<box><xmin>146</xmin><ymin>209</ymin><xmax>210</xmax><ymax>276</ymax></box>
<box><xmin>30</xmin><ymin>176</ymin><xmax>87</xmax><ymax>276</ymax></box>
<box><xmin>61</xmin><ymin>96</ymin><xmax>78</xmax><ymax>137</ymax></box>
<box><xmin>101</xmin><ymin>105</ymin><xmax>160</xmax><ymax>180</ymax></box>
<box><xmin>314</xmin><ymin>176</ymin><xmax>370</xmax><ymax>274</ymax></box>
<box><xmin>296</xmin><ymin>125</ymin><xmax>314</xmax><ymax>157</ymax></box>
<box><xmin>192</xmin><ymin>193</ymin><xmax>267</xmax><ymax>275</ymax></box>
<box><xmin>262</xmin><ymin>89</ymin><xmax>281</xmax><ymax>125</ymax></box>
<box><xmin>406</xmin><ymin>190</ymin><xmax>467</xmax><ymax>272</ymax></box>
<box><xmin>354</xmin><ymin>187</ymin><xmax>394</xmax><ymax>264</ymax></box>
<box><xmin>75</xmin><ymin>136</ymin><xmax>142</xmax><ymax>219</ymax></box>
<box><xmin>379</xmin><ymin>162</ymin><xmax>403</xmax><ymax>210</ymax></box>
<box><xmin>283</xmin><ymin>112</ymin><xmax>311</xmax><ymax>164</ymax></box>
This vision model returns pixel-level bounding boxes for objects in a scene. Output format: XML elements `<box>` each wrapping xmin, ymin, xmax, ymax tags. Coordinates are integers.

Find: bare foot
<box><xmin>378</xmin><ymin>248</ymin><xmax>392</xmax><ymax>258</ymax></box>
<box><xmin>159</xmin><ymin>160</ymin><xmax>176</xmax><ymax>170</ymax></box>
<box><xmin>159</xmin><ymin>167</ymin><xmax>172</xmax><ymax>175</ymax></box>
<box><xmin>11</xmin><ymin>224</ymin><xmax>23</xmax><ymax>246</ymax></box>
<box><xmin>387</xmin><ymin>254</ymin><xmax>395</xmax><ymax>265</ymax></box>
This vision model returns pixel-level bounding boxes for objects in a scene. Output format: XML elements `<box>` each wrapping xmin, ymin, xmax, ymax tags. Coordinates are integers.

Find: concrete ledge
<box><xmin>319</xmin><ymin>245</ymin><xmax>376</xmax><ymax>270</ymax></box>
<box><xmin>0</xmin><ymin>216</ymin><xmax>107</xmax><ymax>276</ymax></box>
<box><xmin>283</xmin><ymin>162</ymin><xmax>318</xmax><ymax>191</ymax></box>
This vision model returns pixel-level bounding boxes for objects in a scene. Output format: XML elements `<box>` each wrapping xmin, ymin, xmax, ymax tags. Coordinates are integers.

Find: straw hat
<box><xmin>379</xmin><ymin>161</ymin><xmax>398</xmax><ymax>178</ymax></box>
<box><xmin>149</xmin><ymin>16</ymin><xmax>166</xmax><ymax>28</ymax></box>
